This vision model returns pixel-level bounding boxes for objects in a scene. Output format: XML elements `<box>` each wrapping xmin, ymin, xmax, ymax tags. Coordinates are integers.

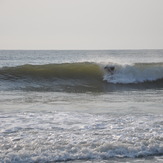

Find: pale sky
<box><xmin>0</xmin><ymin>0</ymin><xmax>163</xmax><ymax>50</ymax></box>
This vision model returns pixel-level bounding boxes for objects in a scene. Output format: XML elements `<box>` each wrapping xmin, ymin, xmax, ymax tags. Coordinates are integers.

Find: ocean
<box><xmin>0</xmin><ymin>50</ymin><xmax>163</xmax><ymax>163</ymax></box>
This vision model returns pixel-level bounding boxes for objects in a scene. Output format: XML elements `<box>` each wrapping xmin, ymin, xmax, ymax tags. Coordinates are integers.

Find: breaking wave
<box><xmin>104</xmin><ymin>62</ymin><xmax>163</xmax><ymax>84</ymax></box>
<box><xmin>0</xmin><ymin>62</ymin><xmax>163</xmax><ymax>92</ymax></box>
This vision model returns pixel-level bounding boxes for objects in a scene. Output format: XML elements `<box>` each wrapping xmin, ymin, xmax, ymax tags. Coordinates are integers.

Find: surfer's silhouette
<box><xmin>104</xmin><ymin>66</ymin><xmax>115</xmax><ymax>75</ymax></box>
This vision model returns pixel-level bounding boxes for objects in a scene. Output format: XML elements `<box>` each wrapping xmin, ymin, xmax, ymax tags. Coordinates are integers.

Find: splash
<box><xmin>104</xmin><ymin>62</ymin><xmax>163</xmax><ymax>84</ymax></box>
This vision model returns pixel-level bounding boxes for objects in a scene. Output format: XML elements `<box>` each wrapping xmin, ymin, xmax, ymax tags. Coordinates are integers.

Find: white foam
<box><xmin>0</xmin><ymin>112</ymin><xmax>162</xmax><ymax>162</ymax></box>
<box><xmin>103</xmin><ymin>63</ymin><xmax>163</xmax><ymax>84</ymax></box>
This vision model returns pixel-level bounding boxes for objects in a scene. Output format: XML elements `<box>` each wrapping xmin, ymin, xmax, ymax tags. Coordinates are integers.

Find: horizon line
<box><xmin>0</xmin><ymin>48</ymin><xmax>163</xmax><ymax>51</ymax></box>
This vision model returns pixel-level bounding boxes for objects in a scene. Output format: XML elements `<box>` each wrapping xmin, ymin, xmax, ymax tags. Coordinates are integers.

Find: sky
<box><xmin>0</xmin><ymin>0</ymin><xmax>163</xmax><ymax>50</ymax></box>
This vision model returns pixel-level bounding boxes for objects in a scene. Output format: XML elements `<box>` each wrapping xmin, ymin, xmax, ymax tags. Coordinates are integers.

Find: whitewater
<box><xmin>0</xmin><ymin>50</ymin><xmax>163</xmax><ymax>163</ymax></box>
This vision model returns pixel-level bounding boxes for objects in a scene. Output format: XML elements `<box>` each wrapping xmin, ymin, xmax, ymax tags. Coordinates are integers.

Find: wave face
<box><xmin>0</xmin><ymin>62</ymin><xmax>163</xmax><ymax>92</ymax></box>
<box><xmin>0</xmin><ymin>62</ymin><xmax>103</xmax><ymax>81</ymax></box>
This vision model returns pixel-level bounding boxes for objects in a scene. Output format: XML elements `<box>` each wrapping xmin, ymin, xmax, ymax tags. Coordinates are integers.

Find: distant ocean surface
<box><xmin>0</xmin><ymin>50</ymin><xmax>163</xmax><ymax>163</ymax></box>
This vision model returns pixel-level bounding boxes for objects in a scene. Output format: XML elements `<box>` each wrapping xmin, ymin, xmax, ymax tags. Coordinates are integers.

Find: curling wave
<box><xmin>0</xmin><ymin>62</ymin><xmax>163</xmax><ymax>92</ymax></box>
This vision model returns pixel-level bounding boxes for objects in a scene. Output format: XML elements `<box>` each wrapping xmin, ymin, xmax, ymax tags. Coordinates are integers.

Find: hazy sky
<box><xmin>0</xmin><ymin>0</ymin><xmax>163</xmax><ymax>49</ymax></box>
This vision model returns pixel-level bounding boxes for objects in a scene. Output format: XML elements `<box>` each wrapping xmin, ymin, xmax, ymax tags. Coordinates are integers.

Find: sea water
<box><xmin>0</xmin><ymin>50</ymin><xmax>163</xmax><ymax>163</ymax></box>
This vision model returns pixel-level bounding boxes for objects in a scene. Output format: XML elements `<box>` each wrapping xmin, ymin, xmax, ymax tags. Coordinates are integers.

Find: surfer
<box><xmin>104</xmin><ymin>66</ymin><xmax>115</xmax><ymax>75</ymax></box>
